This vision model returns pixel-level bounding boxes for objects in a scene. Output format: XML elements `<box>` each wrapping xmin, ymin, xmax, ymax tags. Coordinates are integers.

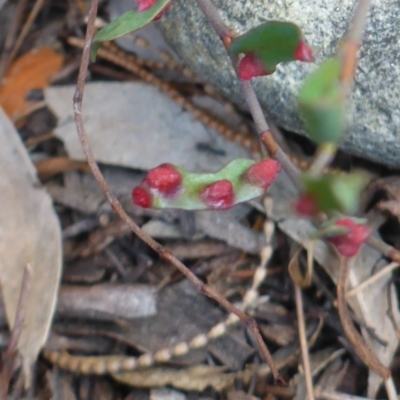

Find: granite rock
<box><xmin>159</xmin><ymin>0</ymin><xmax>400</xmax><ymax>167</ymax></box>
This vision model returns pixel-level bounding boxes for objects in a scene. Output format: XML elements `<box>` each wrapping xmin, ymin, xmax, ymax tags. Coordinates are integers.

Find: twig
<box><xmin>386</xmin><ymin>280</ymin><xmax>400</xmax><ymax>340</ymax></box>
<box><xmin>193</xmin><ymin>0</ymin><xmax>232</xmax><ymax>40</ymax></box>
<box><xmin>73</xmin><ymin>0</ymin><xmax>281</xmax><ymax>382</ymax></box>
<box><xmin>0</xmin><ymin>264</ymin><xmax>33</xmax><ymax>397</ymax></box>
<box><xmin>384</xmin><ymin>377</ymin><xmax>398</xmax><ymax>400</ymax></box>
<box><xmin>366</xmin><ymin>236</ymin><xmax>400</xmax><ymax>263</ymax></box>
<box><xmin>193</xmin><ymin>0</ymin><xmax>301</xmax><ymax>190</ymax></box>
<box><xmin>0</xmin><ymin>0</ymin><xmax>29</xmax><ymax>80</ymax></box>
<box><xmin>346</xmin><ymin>262</ymin><xmax>399</xmax><ymax>299</ymax></box>
<box><xmin>294</xmin><ymin>285</ymin><xmax>315</xmax><ymax>400</ymax></box>
<box><xmin>339</xmin><ymin>0</ymin><xmax>372</xmax><ymax>88</ymax></box>
<box><xmin>8</xmin><ymin>0</ymin><xmax>46</xmax><ymax>63</ymax></box>
<box><xmin>337</xmin><ymin>257</ymin><xmax>390</xmax><ymax>379</ymax></box>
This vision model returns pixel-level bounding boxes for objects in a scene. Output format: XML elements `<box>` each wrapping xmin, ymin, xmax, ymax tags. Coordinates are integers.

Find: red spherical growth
<box><xmin>244</xmin><ymin>159</ymin><xmax>280</xmax><ymax>189</ymax></box>
<box><xmin>144</xmin><ymin>163</ymin><xmax>182</xmax><ymax>195</ymax></box>
<box><xmin>136</xmin><ymin>0</ymin><xmax>172</xmax><ymax>19</ymax></box>
<box><xmin>294</xmin><ymin>41</ymin><xmax>315</xmax><ymax>63</ymax></box>
<box><xmin>295</xmin><ymin>194</ymin><xmax>319</xmax><ymax>216</ymax></box>
<box><xmin>132</xmin><ymin>186</ymin><xmax>152</xmax><ymax>208</ymax></box>
<box><xmin>201</xmin><ymin>180</ymin><xmax>234</xmax><ymax>210</ymax></box>
<box><xmin>238</xmin><ymin>54</ymin><xmax>271</xmax><ymax>81</ymax></box>
<box><xmin>328</xmin><ymin>219</ymin><xmax>371</xmax><ymax>257</ymax></box>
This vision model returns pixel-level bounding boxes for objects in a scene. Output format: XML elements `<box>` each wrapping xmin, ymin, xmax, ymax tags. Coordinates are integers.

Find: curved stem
<box><xmin>72</xmin><ymin>0</ymin><xmax>281</xmax><ymax>383</ymax></box>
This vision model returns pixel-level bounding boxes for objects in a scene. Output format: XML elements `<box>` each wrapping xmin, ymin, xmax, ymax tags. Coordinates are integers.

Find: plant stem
<box><xmin>294</xmin><ymin>284</ymin><xmax>315</xmax><ymax>400</ymax></box>
<box><xmin>195</xmin><ymin>0</ymin><xmax>301</xmax><ymax>190</ymax></box>
<box><xmin>73</xmin><ymin>0</ymin><xmax>281</xmax><ymax>383</ymax></box>
<box><xmin>308</xmin><ymin>142</ymin><xmax>337</xmax><ymax>176</ymax></box>
<box><xmin>194</xmin><ymin>0</ymin><xmax>231</xmax><ymax>39</ymax></box>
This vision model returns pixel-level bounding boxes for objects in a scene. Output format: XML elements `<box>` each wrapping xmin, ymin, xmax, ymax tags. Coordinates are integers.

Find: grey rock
<box><xmin>159</xmin><ymin>0</ymin><xmax>400</xmax><ymax>167</ymax></box>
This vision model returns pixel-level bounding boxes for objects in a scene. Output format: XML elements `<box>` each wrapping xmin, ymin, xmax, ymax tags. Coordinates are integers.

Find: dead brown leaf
<box><xmin>0</xmin><ymin>47</ymin><xmax>63</xmax><ymax>119</ymax></box>
<box><xmin>35</xmin><ymin>156</ymin><xmax>89</xmax><ymax>180</ymax></box>
<box><xmin>0</xmin><ymin>108</ymin><xmax>62</xmax><ymax>377</ymax></box>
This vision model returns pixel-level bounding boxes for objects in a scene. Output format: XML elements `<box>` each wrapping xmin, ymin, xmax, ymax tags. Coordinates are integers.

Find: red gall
<box><xmin>244</xmin><ymin>159</ymin><xmax>280</xmax><ymax>189</ymax></box>
<box><xmin>328</xmin><ymin>218</ymin><xmax>370</xmax><ymax>257</ymax></box>
<box><xmin>132</xmin><ymin>186</ymin><xmax>152</xmax><ymax>208</ymax></box>
<box><xmin>201</xmin><ymin>179</ymin><xmax>234</xmax><ymax>210</ymax></box>
<box><xmin>144</xmin><ymin>163</ymin><xmax>182</xmax><ymax>195</ymax></box>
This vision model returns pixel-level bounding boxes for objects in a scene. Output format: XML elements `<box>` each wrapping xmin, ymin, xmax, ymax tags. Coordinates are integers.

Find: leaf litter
<box><xmin>1</xmin><ymin>1</ymin><xmax>400</xmax><ymax>398</ymax></box>
<box><xmin>0</xmin><ymin>108</ymin><xmax>62</xmax><ymax>380</ymax></box>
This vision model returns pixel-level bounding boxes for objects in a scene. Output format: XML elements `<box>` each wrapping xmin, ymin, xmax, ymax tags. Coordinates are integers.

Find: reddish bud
<box><xmin>294</xmin><ymin>41</ymin><xmax>315</xmax><ymax>63</ymax></box>
<box><xmin>238</xmin><ymin>54</ymin><xmax>271</xmax><ymax>81</ymax></box>
<box><xmin>201</xmin><ymin>179</ymin><xmax>234</xmax><ymax>210</ymax></box>
<box><xmin>328</xmin><ymin>219</ymin><xmax>370</xmax><ymax>257</ymax></box>
<box><xmin>136</xmin><ymin>0</ymin><xmax>172</xmax><ymax>20</ymax></box>
<box><xmin>132</xmin><ymin>186</ymin><xmax>152</xmax><ymax>208</ymax></box>
<box><xmin>144</xmin><ymin>163</ymin><xmax>182</xmax><ymax>195</ymax></box>
<box><xmin>244</xmin><ymin>159</ymin><xmax>280</xmax><ymax>189</ymax></box>
<box><xmin>295</xmin><ymin>194</ymin><xmax>319</xmax><ymax>216</ymax></box>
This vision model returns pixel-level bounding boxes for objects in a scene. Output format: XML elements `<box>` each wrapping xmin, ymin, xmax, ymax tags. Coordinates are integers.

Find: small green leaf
<box><xmin>298</xmin><ymin>58</ymin><xmax>344</xmax><ymax>144</ymax></box>
<box><xmin>230</xmin><ymin>21</ymin><xmax>302</xmax><ymax>72</ymax></box>
<box><xmin>91</xmin><ymin>0</ymin><xmax>170</xmax><ymax>60</ymax></box>
<box><xmin>132</xmin><ymin>159</ymin><xmax>281</xmax><ymax>210</ymax></box>
<box><xmin>301</xmin><ymin>171</ymin><xmax>368</xmax><ymax>214</ymax></box>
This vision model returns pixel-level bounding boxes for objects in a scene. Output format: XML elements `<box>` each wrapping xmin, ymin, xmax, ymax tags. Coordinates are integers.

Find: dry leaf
<box><xmin>0</xmin><ymin>108</ymin><xmax>62</xmax><ymax>376</ymax></box>
<box><xmin>45</xmin><ymin>82</ymin><xmax>250</xmax><ymax>172</ymax></box>
<box><xmin>0</xmin><ymin>47</ymin><xmax>62</xmax><ymax>118</ymax></box>
<box><xmin>35</xmin><ymin>156</ymin><xmax>89</xmax><ymax>180</ymax></box>
<box><xmin>268</xmin><ymin>170</ymin><xmax>400</xmax><ymax>397</ymax></box>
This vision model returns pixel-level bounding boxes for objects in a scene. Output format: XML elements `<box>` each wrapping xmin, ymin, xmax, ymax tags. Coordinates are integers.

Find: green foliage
<box><xmin>229</xmin><ymin>21</ymin><xmax>302</xmax><ymax>72</ymax></box>
<box><xmin>91</xmin><ymin>0</ymin><xmax>171</xmax><ymax>61</ymax></box>
<box><xmin>298</xmin><ymin>58</ymin><xmax>344</xmax><ymax>144</ymax></box>
<box><xmin>301</xmin><ymin>171</ymin><xmax>368</xmax><ymax>214</ymax></box>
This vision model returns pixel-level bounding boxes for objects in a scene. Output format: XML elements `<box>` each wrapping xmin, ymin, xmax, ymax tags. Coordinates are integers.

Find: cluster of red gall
<box><xmin>136</xmin><ymin>0</ymin><xmax>172</xmax><ymax>20</ymax></box>
<box><xmin>238</xmin><ymin>42</ymin><xmax>315</xmax><ymax>81</ymax></box>
<box><xmin>132</xmin><ymin>159</ymin><xmax>280</xmax><ymax>210</ymax></box>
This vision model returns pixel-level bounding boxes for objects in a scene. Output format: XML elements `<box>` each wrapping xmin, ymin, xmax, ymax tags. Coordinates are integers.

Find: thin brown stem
<box><xmin>194</xmin><ymin>0</ymin><xmax>301</xmax><ymax>190</ymax></box>
<box><xmin>294</xmin><ymin>285</ymin><xmax>315</xmax><ymax>400</ymax></box>
<box><xmin>339</xmin><ymin>0</ymin><xmax>372</xmax><ymax>88</ymax></box>
<box><xmin>194</xmin><ymin>0</ymin><xmax>232</xmax><ymax>40</ymax></box>
<box><xmin>367</xmin><ymin>236</ymin><xmax>400</xmax><ymax>263</ymax></box>
<box><xmin>9</xmin><ymin>0</ymin><xmax>46</xmax><ymax>64</ymax></box>
<box><xmin>74</xmin><ymin>0</ymin><xmax>281</xmax><ymax>383</ymax></box>
<box><xmin>0</xmin><ymin>0</ymin><xmax>29</xmax><ymax>80</ymax></box>
<box><xmin>337</xmin><ymin>257</ymin><xmax>390</xmax><ymax>379</ymax></box>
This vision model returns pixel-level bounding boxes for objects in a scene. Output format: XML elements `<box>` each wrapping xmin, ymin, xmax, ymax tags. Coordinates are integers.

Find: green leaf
<box><xmin>298</xmin><ymin>58</ymin><xmax>344</xmax><ymax>144</ymax></box>
<box><xmin>301</xmin><ymin>171</ymin><xmax>368</xmax><ymax>214</ymax></box>
<box><xmin>155</xmin><ymin>159</ymin><xmax>259</xmax><ymax>209</ymax></box>
<box><xmin>229</xmin><ymin>21</ymin><xmax>302</xmax><ymax>72</ymax></box>
<box><xmin>91</xmin><ymin>0</ymin><xmax>170</xmax><ymax>60</ymax></box>
<box><xmin>133</xmin><ymin>159</ymin><xmax>280</xmax><ymax>210</ymax></box>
